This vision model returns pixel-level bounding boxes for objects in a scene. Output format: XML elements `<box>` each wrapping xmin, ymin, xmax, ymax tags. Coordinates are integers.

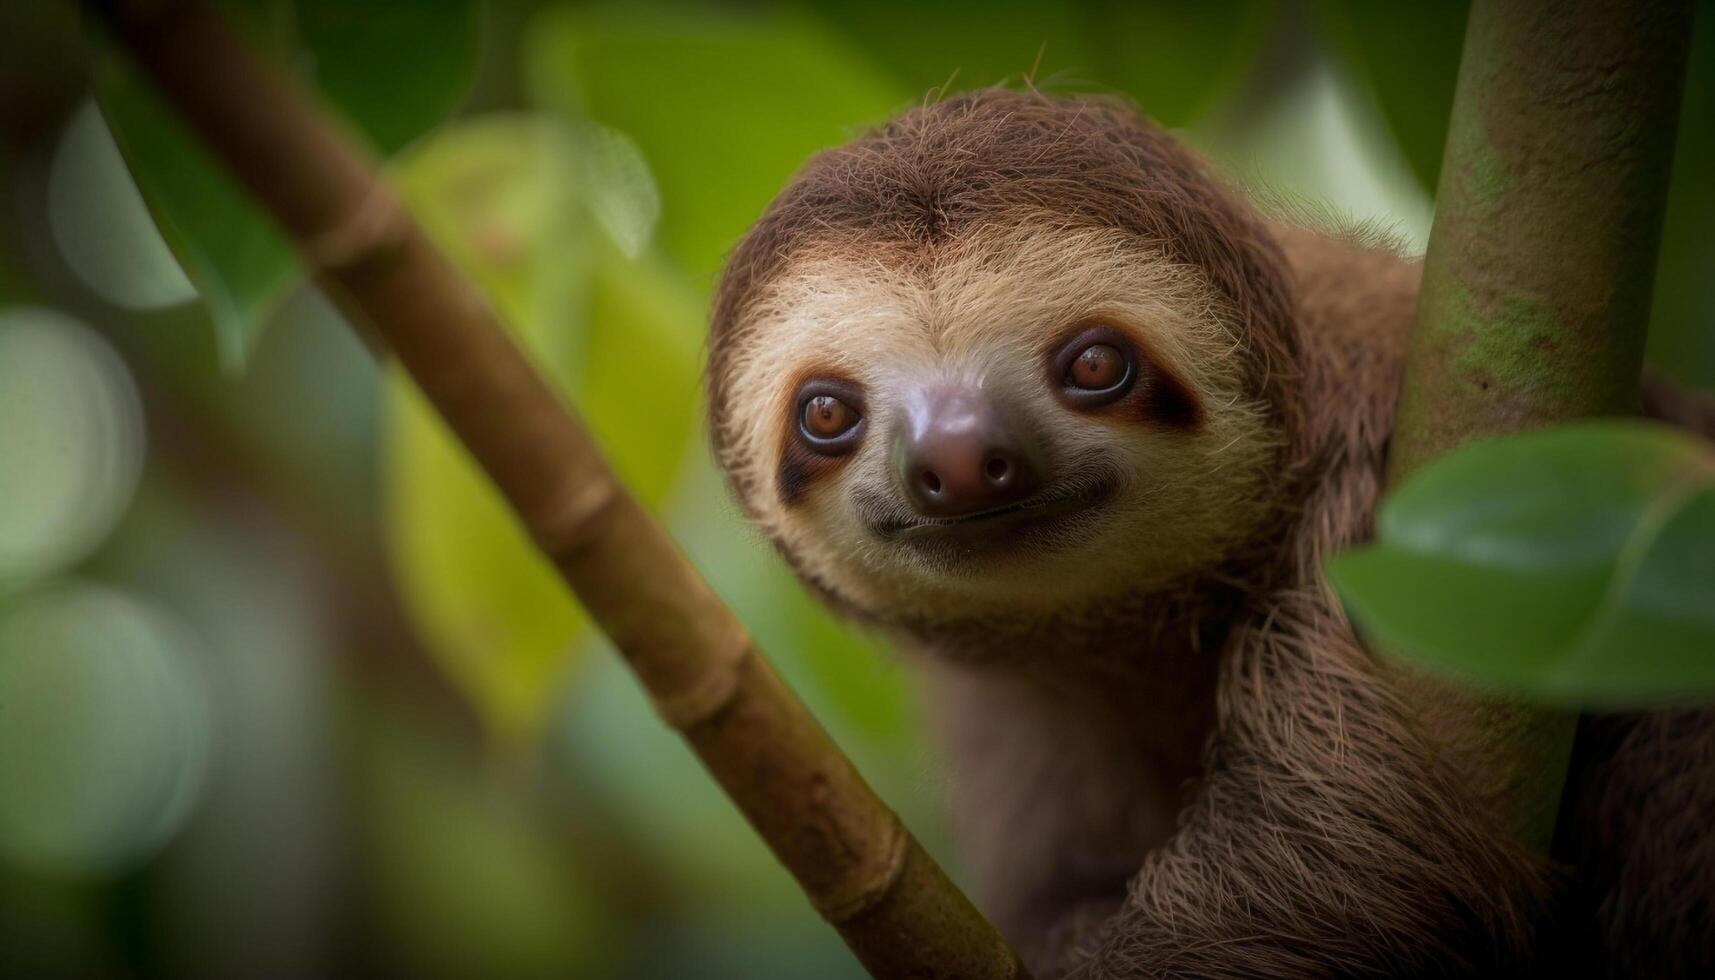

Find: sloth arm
<box><xmin>937</xmin><ymin>235</ymin><xmax>1713</xmax><ymax>977</ymax></box>
<box><xmin>1048</xmin><ymin>365</ymin><xmax>1715</xmax><ymax>978</ymax></box>
<box><xmin>1056</xmin><ymin>596</ymin><xmax>1557</xmax><ymax>980</ymax></box>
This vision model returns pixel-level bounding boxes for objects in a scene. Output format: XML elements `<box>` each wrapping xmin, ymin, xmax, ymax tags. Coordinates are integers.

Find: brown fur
<box><xmin>709</xmin><ymin>90</ymin><xmax>1305</xmax><ymax>490</ymax></box>
<box><xmin>706</xmin><ymin>90</ymin><xmax>1715</xmax><ymax>978</ymax></box>
<box><xmin>1553</xmin><ymin>709</ymin><xmax>1715</xmax><ymax>978</ymax></box>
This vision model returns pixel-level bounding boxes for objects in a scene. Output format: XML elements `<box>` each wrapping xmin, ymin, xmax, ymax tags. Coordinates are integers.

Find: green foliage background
<box><xmin>0</xmin><ymin>1</ymin><xmax>1710</xmax><ymax>978</ymax></box>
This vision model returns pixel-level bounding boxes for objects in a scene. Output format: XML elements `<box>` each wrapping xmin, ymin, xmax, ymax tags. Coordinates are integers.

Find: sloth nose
<box><xmin>897</xmin><ymin>387</ymin><xmax>1045</xmax><ymax>518</ymax></box>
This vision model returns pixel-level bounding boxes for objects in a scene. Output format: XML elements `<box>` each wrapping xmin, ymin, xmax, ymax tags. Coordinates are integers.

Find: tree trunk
<box><xmin>1388</xmin><ymin>0</ymin><xmax>1693</xmax><ymax>849</ymax></box>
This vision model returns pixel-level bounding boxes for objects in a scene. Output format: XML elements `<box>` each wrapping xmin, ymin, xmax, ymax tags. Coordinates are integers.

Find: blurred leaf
<box><xmin>393</xmin><ymin>115</ymin><xmax>585</xmax><ymax>368</ymax></box>
<box><xmin>385</xmin><ymin>115</ymin><xmax>701</xmax><ymax>746</ymax></box>
<box><xmin>48</xmin><ymin>101</ymin><xmax>198</xmax><ymax>311</ymax></box>
<box><xmin>579</xmin><ymin>250</ymin><xmax>702</xmax><ymax>494</ymax></box>
<box><xmin>524</xmin><ymin>2</ymin><xmax>904</xmax><ymax>279</ymax></box>
<box><xmin>1193</xmin><ymin>22</ymin><xmax>1435</xmax><ymax>252</ymax></box>
<box><xmin>577</xmin><ymin>123</ymin><xmax>660</xmax><ymax>259</ymax></box>
<box><xmin>1328</xmin><ymin>422</ymin><xmax>1715</xmax><ymax>706</ymax></box>
<box><xmin>806</xmin><ymin>0</ymin><xmax>1271</xmax><ymax>128</ymax></box>
<box><xmin>1317</xmin><ymin>0</ymin><xmax>1467</xmax><ymax>192</ymax></box>
<box><xmin>1645</xmin><ymin>1</ymin><xmax>1715</xmax><ymax>391</ymax></box>
<box><xmin>802</xmin><ymin>0</ymin><xmax>1092</xmax><ymax>93</ymax></box>
<box><xmin>1080</xmin><ymin>0</ymin><xmax>1273</xmax><ymax>127</ymax></box>
<box><xmin>385</xmin><ymin>379</ymin><xmax>580</xmax><ymax>749</ymax></box>
<box><xmin>95</xmin><ymin>0</ymin><xmax>478</xmax><ymax>369</ymax></box>
<box><xmin>292</xmin><ymin>0</ymin><xmax>481</xmax><ymax>154</ymax></box>
<box><xmin>358</xmin><ymin>703</ymin><xmax>614</xmax><ymax>980</ymax></box>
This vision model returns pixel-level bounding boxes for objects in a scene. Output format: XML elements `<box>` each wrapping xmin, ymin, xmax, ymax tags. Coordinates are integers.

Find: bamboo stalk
<box><xmin>88</xmin><ymin>2</ymin><xmax>1028</xmax><ymax>976</ymax></box>
<box><xmin>1388</xmin><ymin>0</ymin><xmax>1693</xmax><ymax>849</ymax></box>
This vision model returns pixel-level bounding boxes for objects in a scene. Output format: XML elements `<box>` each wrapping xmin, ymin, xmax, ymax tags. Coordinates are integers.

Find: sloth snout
<box><xmin>896</xmin><ymin>386</ymin><xmax>1045</xmax><ymax>518</ymax></box>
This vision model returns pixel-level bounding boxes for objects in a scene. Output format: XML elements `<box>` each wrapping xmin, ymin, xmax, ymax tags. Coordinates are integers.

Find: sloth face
<box><xmin>713</xmin><ymin>223</ymin><xmax>1281</xmax><ymax>625</ymax></box>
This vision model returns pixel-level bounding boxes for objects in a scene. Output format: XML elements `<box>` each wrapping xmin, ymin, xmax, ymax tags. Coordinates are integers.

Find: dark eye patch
<box><xmin>778</xmin><ymin>375</ymin><xmax>867</xmax><ymax>505</ymax></box>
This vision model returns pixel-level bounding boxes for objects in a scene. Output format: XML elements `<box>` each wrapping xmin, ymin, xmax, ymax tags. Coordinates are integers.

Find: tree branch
<box><xmin>1388</xmin><ymin>0</ymin><xmax>1693</xmax><ymax>849</ymax></box>
<box><xmin>88</xmin><ymin>1</ymin><xmax>1028</xmax><ymax>976</ymax></box>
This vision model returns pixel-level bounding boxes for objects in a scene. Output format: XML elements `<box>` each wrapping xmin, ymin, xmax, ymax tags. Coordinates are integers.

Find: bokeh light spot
<box><xmin>0</xmin><ymin>308</ymin><xmax>146</xmax><ymax>592</ymax></box>
<box><xmin>0</xmin><ymin>584</ymin><xmax>214</xmax><ymax>877</ymax></box>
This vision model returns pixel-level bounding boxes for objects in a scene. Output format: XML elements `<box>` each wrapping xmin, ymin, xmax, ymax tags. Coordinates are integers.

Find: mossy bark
<box><xmin>1390</xmin><ymin>0</ymin><xmax>1693</xmax><ymax>849</ymax></box>
<box><xmin>89</xmin><ymin>1</ymin><xmax>1028</xmax><ymax>976</ymax></box>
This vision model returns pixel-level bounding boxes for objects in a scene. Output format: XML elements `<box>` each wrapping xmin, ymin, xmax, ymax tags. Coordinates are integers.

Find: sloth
<box><xmin>705</xmin><ymin>90</ymin><xmax>1715</xmax><ymax>978</ymax></box>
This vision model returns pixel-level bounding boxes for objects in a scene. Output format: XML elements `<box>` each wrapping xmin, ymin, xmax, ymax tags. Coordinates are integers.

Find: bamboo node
<box><xmin>302</xmin><ymin>182</ymin><xmax>413</xmax><ymax>274</ymax></box>
<box><xmin>815</xmin><ymin>810</ymin><xmax>909</xmax><ymax>924</ymax></box>
<box><xmin>652</xmin><ymin>636</ymin><xmax>753</xmax><ymax>730</ymax></box>
<box><xmin>529</xmin><ymin>474</ymin><xmax>622</xmax><ymax>562</ymax></box>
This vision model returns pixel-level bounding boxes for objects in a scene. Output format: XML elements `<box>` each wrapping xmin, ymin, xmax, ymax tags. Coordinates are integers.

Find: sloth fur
<box><xmin>705</xmin><ymin>90</ymin><xmax>1715</xmax><ymax>979</ymax></box>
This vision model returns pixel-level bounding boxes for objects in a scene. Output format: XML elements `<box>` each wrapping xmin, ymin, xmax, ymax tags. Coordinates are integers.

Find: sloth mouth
<box><xmin>865</xmin><ymin>479</ymin><xmax>1118</xmax><ymax>552</ymax></box>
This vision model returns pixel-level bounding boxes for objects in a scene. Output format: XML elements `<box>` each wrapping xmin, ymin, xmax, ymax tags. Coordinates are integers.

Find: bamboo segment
<box><xmin>89</xmin><ymin>1</ymin><xmax>1028</xmax><ymax>976</ymax></box>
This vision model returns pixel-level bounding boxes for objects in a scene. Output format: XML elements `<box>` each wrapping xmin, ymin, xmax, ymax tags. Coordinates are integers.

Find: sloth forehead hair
<box><xmin>745</xmin><ymin>223</ymin><xmax>1224</xmax><ymax>381</ymax></box>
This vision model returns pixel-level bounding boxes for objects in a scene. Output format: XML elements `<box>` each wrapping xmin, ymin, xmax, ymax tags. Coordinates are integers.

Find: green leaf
<box><xmin>523</xmin><ymin>2</ymin><xmax>905</xmax><ymax>280</ymax></box>
<box><xmin>1328</xmin><ymin>421</ymin><xmax>1715</xmax><ymax>707</ymax></box>
<box><xmin>95</xmin><ymin>0</ymin><xmax>477</xmax><ymax>369</ymax></box>
<box><xmin>384</xmin><ymin>115</ymin><xmax>701</xmax><ymax>746</ymax></box>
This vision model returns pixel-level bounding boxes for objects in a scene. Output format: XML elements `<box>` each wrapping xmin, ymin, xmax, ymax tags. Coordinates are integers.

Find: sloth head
<box><xmin>708</xmin><ymin>90</ymin><xmax>1302</xmax><ymax>632</ymax></box>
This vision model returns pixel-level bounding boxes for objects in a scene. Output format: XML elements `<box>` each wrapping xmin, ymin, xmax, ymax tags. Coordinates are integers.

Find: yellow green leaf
<box><xmin>383</xmin><ymin>115</ymin><xmax>701</xmax><ymax>746</ymax></box>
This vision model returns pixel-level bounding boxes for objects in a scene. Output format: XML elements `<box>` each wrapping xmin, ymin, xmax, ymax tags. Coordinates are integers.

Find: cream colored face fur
<box><xmin>718</xmin><ymin>222</ymin><xmax>1281</xmax><ymax>625</ymax></box>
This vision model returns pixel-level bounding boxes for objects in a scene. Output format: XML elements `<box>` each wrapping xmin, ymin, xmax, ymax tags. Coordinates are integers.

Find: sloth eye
<box><xmin>1066</xmin><ymin>343</ymin><xmax>1126</xmax><ymax>391</ymax></box>
<box><xmin>1052</xmin><ymin>327</ymin><xmax>1136</xmax><ymax>408</ymax></box>
<box><xmin>803</xmin><ymin>396</ymin><xmax>857</xmax><ymax>438</ymax></box>
<box><xmin>795</xmin><ymin>381</ymin><xmax>866</xmax><ymax>454</ymax></box>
